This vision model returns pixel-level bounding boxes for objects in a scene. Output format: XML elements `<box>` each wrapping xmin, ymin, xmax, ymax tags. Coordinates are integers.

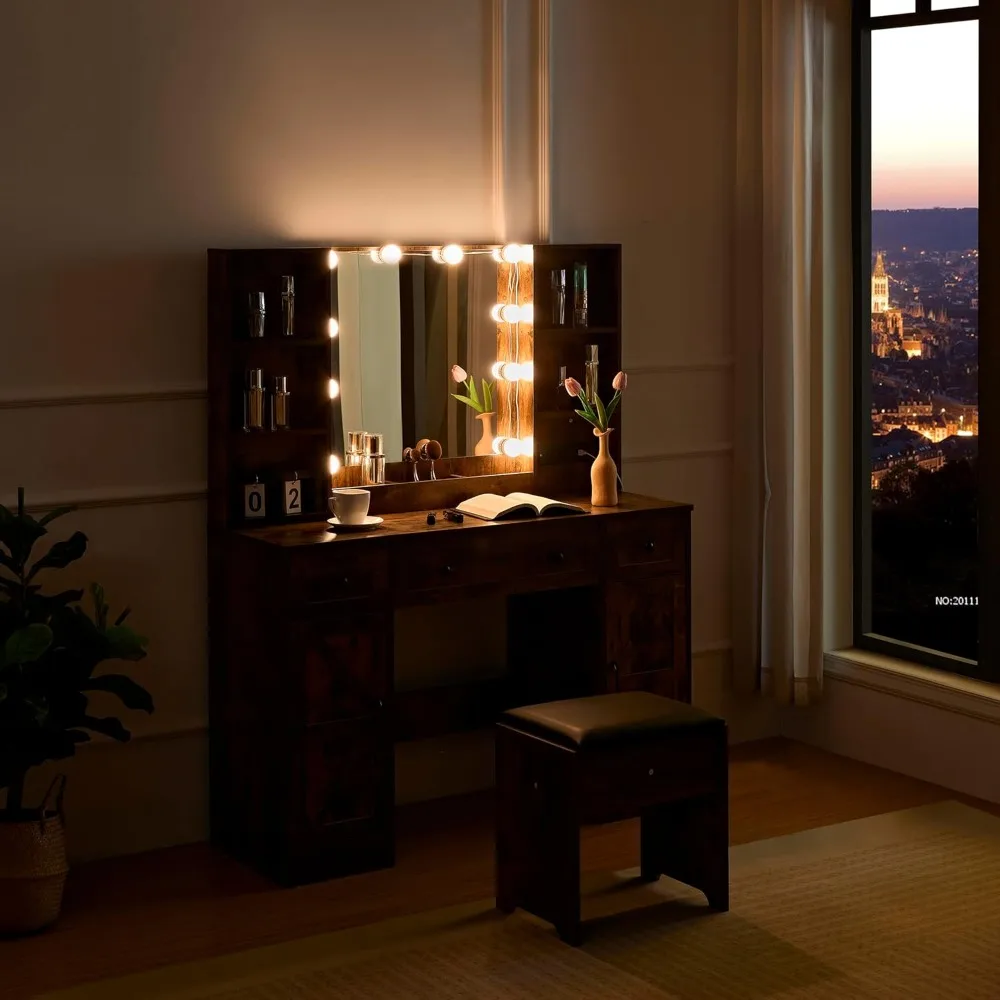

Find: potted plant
<box><xmin>564</xmin><ymin>371</ymin><xmax>627</xmax><ymax>506</ymax></box>
<box><xmin>0</xmin><ymin>488</ymin><xmax>151</xmax><ymax>934</ymax></box>
<box><xmin>450</xmin><ymin>364</ymin><xmax>496</xmax><ymax>456</ymax></box>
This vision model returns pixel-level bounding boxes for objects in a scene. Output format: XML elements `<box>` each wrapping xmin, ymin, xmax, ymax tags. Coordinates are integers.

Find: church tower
<box><xmin>871</xmin><ymin>251</ymin><xmax>889</xmax><ymax>314</ymax></box>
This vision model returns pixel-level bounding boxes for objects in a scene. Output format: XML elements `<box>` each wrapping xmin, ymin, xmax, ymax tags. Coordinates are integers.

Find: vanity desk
<box><xmin>208</xmin><ymin>242</ymin><xmax>693</xmax><ymax>885</ymax></box>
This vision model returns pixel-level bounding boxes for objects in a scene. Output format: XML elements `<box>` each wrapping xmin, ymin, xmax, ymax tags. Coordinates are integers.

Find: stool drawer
<box><xmin>580</xmin><ymin>730</ymin><xmax>722</xmax><ymax>822</ymax></box>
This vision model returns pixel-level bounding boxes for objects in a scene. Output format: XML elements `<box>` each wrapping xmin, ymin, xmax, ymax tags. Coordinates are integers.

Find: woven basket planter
<box><xmin>0</xmin><ymin>779</ymin><xmax>68</xmax><ymax>935</ymax></box>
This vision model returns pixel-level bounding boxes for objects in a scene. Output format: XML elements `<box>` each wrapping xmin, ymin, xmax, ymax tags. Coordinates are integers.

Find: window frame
<box><xmin>851</xmin><ymin>0</ymin><xmax>985</xmax><ymax>678</ymax></box>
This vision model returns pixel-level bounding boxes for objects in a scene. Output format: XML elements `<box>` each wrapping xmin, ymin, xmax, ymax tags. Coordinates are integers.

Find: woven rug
<box><xmin>41</xmin><ymin>801</ymin><xmax>1000</xmax><ymax>1000</ymax></box>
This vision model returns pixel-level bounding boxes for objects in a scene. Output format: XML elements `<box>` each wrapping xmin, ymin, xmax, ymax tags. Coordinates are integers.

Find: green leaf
<box><xmin>606</xmin><ymin>391</ymin><xmax>622</xmax><ymax>421</ymax></box>
<box><xmin>80</xmin><ymin>715</ymin><xmax>132</xmax><ymax>742</ymax></box>
<box><xmin>482</xmin><ymin>379</ymin><xmax>492</xmax><ymax>412</ymax></box>
<box><xmin>595</xmin><ymin>394</ymin><xmax>608</xmax><ymax>432</ymax></box>
<box><xmin>104</xmin><ymin>624</ymin><xmax>149</xmax><ymax>661</ymax></box>
<box><xmin>575</xmin><ymin>409</ymin><xmax>601</xmax><ymax>429</ymax></box>
<box><xmin>38</xmin><ymin>505</ymin><xmax>76</xmax><ymax>527</ymax></box>
<box><xmin>3</xmin><ymin>624</ymin><xmax>54</xmax><ymax>667</ymax></box>
<box><xmin>451</xmin><ymin>393</ymin><xmax>483</xmax><ymax>413</ymax></box>
<box><xmin>27</xmin><ymin>531</ymin><xmax>88</xmax><ymax>581</ymax></box>
<box><xmin>467</xmin><ymin>377</ymin><xmax>481</xmax><ymax>409</ymax></box>
<box><xmin>82</xmin><ymin>674</ymin><xmax>154</xmax><ymax>713</ymax></box>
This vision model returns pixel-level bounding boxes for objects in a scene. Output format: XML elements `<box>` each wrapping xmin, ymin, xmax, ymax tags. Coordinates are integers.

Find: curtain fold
<box><xmin>732</xmin><ymin>0</ymin><xmax>853</xmax><ymax>706</ymax></box>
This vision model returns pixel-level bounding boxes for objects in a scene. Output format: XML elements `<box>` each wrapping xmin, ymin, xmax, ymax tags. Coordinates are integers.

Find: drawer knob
<box><xmin>444</xmin><ymin>564</ymin><xmax>454</xmax><ymax>575</ymax></box>
<box><xmin>342</xmin><ymin>576</ymin><xmax>350</xmax><ymax>585</ymax></box>
<box><xmin>533</xmin><ymin>781</ymin><xmax>539</xmax><ymax>791</ymax></box>
<box><xmin>648</xmin><ymin>768</ymin><xmax>655</xmax><ymax>776</ymax></box>
<box><xmin>611</xmin><ymin>661</ymin><xmax>619</xmax><ymax>673</ymax></box>
<box><xmin>644</xmin><ymin>540</ymin><xmax>656</xmax><ymax>553</ymax></box>
<box><xmin>554</xmin><ymin>550</ymin><xmax>565</xmax><ymax>563</ymax></box>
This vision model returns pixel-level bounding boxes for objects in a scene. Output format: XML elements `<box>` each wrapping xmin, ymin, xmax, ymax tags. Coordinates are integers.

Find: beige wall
<box><xmin>1</xmin><ymin>0</ymin><xmax>777</xmax><ymax>861</ymax></box>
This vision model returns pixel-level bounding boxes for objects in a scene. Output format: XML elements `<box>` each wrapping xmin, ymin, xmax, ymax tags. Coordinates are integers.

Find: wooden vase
<box><xmin>474</xmin><ymin>411</ymin><xmax>495</xmax><ymax>456</ymax></box>
<box><xmin>591</xmin><ymin>428</ymin><xmax>618</xmax><ymax>507</ymax></box>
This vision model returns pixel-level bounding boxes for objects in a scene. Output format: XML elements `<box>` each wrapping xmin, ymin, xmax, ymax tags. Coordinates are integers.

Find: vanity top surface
<box><xmin>236</xmin><ymin>492</ymin><xmax>690</xmax><ymax>548</ymax></box>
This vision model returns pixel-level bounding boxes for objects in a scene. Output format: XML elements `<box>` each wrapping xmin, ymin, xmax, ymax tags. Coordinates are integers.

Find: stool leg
<box><xmin>640</xmin><ymin>788</ymin><xmax>729</xmax><ymax>911</ymax></box>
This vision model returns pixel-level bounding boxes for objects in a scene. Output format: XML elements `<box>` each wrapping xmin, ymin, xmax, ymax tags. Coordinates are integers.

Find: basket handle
<box><xmin>39</xmin><ymin>774</ymin><xmax>67</xmax><ymax>824</ymax></box>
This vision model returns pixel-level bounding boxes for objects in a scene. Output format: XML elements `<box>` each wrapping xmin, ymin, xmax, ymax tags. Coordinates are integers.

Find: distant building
<box><xmin>871</xmin><ymin>426</ymin><xmax>944</xmax><ymax>488</ymax></box>
<box><xmin>871</xmin><ymin>251</ymin><xmax>905</xmax><ymax>358</ymax></box>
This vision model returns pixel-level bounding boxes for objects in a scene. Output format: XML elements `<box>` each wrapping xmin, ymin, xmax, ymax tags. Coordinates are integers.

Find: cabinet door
<box><xmin>296</xmin><ymin>612</ymin><xmax>391</xmax><ymax>725</ymax></box>
<box><xmin>605</xmin><ymin>574</ymin><xmax>689</xmax><ymax>700</ymax></box>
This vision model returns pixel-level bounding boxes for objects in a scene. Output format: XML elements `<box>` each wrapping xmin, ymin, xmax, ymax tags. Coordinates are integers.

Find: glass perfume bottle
<box><xmin>249</xmin><ymin>292</ymin><xmax>265</xmax><ymax>339</ymax></box>
<box><xmin>551</xmin><ymin>269</ymin><xmax>567</xmax><ymax>326</ymax></box>
<box><xmin>272</xmin><ymin>375</ymin><xmax>290</xmax><ymax>430</ymax></box>
<box><xmin>573</xmin><ymin>262</ymin><xmax>589</xmax><ymax>328</ymax></box>
<box><xmin>585</xmin><ymin>345</ymin><xmax>599</xmax><ymax>405</ymax></box>
<box><xmin>281</xmin><ymin>276</ymin><xmax>294</xmax><ymax>337</ymax></box>
<box><xmin>246</xmin><ymin>369</ymin><xmax>265</xmax><ymax>431</ymax></box>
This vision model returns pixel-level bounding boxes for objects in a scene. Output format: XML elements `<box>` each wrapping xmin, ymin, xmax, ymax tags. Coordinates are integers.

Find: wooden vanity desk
<box><xmin>208</xmin><ymin>243</ymin><xmax>693</xmax><ymax>884</ymax></box>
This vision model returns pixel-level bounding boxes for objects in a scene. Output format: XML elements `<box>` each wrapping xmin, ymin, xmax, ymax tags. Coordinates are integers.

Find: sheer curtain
<box><xmin>731</xmin><ymin>0</ymin><xmax>853</xmax><ymax>706</ymax></box>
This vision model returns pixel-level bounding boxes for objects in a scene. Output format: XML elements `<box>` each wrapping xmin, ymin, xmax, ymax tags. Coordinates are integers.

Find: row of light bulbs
<box><xmin>326</xmin><ymin>243</ymin><xmax>533</xmax><ymax>270</ymax></box>
<box><xmin>491</xmin><ymin>360</ymin><xmax>533</xmax><ymax>382</ymax></box>
<box><xmin>492</xmin><ymin>435</ymin><xmax>533</xmax><ymax>458</ymax></box>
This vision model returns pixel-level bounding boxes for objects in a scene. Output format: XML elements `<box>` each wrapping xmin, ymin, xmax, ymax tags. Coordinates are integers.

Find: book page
<box><xmin>505</xmin><ymin>492</ymin><xmax>583</xmax><ymax>514</ymax></box>
<box><xmin>456</xmin><ymin>493</ymin><xmax>512</xmax><ymax>520</ymax></box>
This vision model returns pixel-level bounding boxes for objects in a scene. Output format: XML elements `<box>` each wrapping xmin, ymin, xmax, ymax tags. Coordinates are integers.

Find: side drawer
<box><xmin>289</xmin><ymin>545</ymin><xmax>389</xmax><ymax>603</ymax></box>
<box><xmin>604</xmin><ymin>513</ymin><xmax>686</xmax><ymax>575</ymax></box>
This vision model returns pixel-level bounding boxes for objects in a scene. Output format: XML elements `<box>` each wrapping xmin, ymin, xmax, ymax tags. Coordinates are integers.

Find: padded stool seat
<box><xmin>495</xmin><ymin>691</ymin><xmax>729</xmax><ymax>945</ymax></box>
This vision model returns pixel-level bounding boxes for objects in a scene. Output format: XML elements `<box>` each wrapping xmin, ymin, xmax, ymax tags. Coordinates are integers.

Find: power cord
<box><xmin>577</xmin><ymin>449</ymin><xmax>624</xmax><ymax>490</ymax></box>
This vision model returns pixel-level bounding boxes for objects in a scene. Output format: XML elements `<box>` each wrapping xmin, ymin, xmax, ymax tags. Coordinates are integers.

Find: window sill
<box><xmin>824</xmin><ymin>648</ymin><xmax>1000</xmax><ymax>725</ymax></box>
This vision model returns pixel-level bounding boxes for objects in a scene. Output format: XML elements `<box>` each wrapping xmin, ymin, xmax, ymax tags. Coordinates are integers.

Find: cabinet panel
<box><xmin>302</xmin><ymin>718</ymin><xmax>391</xmax><ymax>828</ymax></box>
<box><xmin>605</xmin><ymin>573</ymin><xmax>688</xmax><ymax>699</ymax></box>
<box><xmin>298</xmin><ymin>612</ymin><xmax>391</xmax><ymax>725</ymax></box>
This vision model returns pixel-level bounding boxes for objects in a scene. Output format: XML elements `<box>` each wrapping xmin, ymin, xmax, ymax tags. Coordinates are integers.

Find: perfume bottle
<box><xmin>246</xmin><ymin>369</ymin><xmax>265</xmax><ymax>431</ymax></box>
<box><xmin>249</xmin><ymin>292</ymin><xmax>265</xmax><ymax>338</ymax></box>
<box><xmin>551</xmin><ymin>269</ymin><xmax>567</xmax><ymax>326</ymax></box>
<box><xmin>281</xmin><ymin>276</ymin><xmax>294</xmax><ymax>337</ymax></box>
<box><xmin>362</xmin><ymin>432</ymin><xmax>386</xmax><ymax>485</ymax></box>
<box><xmin>585</xmin><ymin>345</ymin><xmax>599</xmax><ymax>405</ymax></box>
<box><xmin>272</xmin><ymin>375</ymin><xmax>290</xmax><ymax>430</ymax></box>
<box><xmin>573</xmin><ymin>262</ymin><xmax>589</xmax><ymax>328</ymax></box>
<box><xmin>346</xmin><ymin>431</ymin><xmax>365</xmax><ymax>467</ymax></box>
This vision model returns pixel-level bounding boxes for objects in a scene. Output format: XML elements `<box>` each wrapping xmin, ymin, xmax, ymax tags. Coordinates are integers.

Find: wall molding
<box><xmin>628</xmin><ymin>358</ymin><xmax>734</xmax><ymax>376</ymax></box>
<box><xmin>825</xmin><ymin>648</ymin><xmax>1000</xmax><ymax>726</ymax></box>
<box><xmin>2</xmin><ymin>483</ymin><xmax>209</xmax><ymax>514</ymax></box>
<box><xmin>0</xmin><ymin>384</ymin><xmax>207</xmax><ymax>410</ymax></box>
<box><xmin>492</xmin><ymin>0</ymin><xmax>507</xmax><ymax>241</ymax></box>
<box><xmin>535</xmin><ymin>0</ymin><xmax>551</xmax><ymax>241</ymax></box>
<box><xmin>623</xmin><ymin>444</ymin><xmax>734</xmax><ymax>465</ymax></box>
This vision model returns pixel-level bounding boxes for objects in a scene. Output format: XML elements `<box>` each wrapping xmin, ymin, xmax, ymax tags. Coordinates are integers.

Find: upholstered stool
<box><xmin>495</xmin><ymin>691</ymin><xmax>728</xmax><ymax>945</ymax></box>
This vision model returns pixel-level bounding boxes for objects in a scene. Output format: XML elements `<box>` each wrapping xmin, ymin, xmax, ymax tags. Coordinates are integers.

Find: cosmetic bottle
<box><xmin>551</xmin><ymin>269</ymin><xmax>567</xmax><ymax>326</ymax></box>
<box><xmin>281</xmin><ymin>276</ymin><xmax>294</xmax><ymax>337</ymax></box>
<box><xmin>573</xmin><ymin>263</ymin><xmax>589</xmax><ymax>327</ymax></box>
<box><xmin>585</xmin><ymin>345</ymin><xmax>599</xmax><ymax>405</ymax></box>
<box><xmin>272</xmin><ymin>375</ymin><xmax>290</xmax><ymax>430</ymax></box>
<box><xmin>249</xmin><ymin>292</ymin><xmax>265</xmax><ymax>338</ymax></box>
<box><xmin>246</xmin><ymin>369</ymin><xmax>265</xmax><ymax>431</ymax></box>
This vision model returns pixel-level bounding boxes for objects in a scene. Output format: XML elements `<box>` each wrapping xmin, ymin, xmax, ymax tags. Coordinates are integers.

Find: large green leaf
<box><xmin>595</xmin><ymin>394</ymin><xmax>608</xmax><ymax>432</ymax></box>
<box><xmin>27</xmin><ymin>531</ymin><xmax>88</xmax><ymax>580</ymax></box>
<box><xmin>3</xmin><ymin>624</ymin><xmax>54</xmax><ymax>667</ymax></box>
<box><xmin>575</xmin><ymin>409</ymin><xmax>601</xmax><ymax>429</ymax></box>
<box><xmin>467</xmin><ymin>377</ymin><xmax>481</xmax><ymax>409</ymax></box>
<box><xmin>451</xmin><ymin>392</ymin><xmax>483</xmax><ymax>412</ymax></box>
<box><xmin>482</xmin><ymin>379</ymin><xmax>493</xmax><ymax>412</ymax></box>
<box><xmin>606</xmin><ymin>390</ymin><xmax>622</xmax><ymax>421</ymax></box>
<box><xmin>104</xmin><ymin>625</ymin><xmax>149</xmax><ymax>661</ymax></box>
<box><xmin>82</xmin><ymin>674</ymin><xmax>154</xmax><ymax>712</ymax></box>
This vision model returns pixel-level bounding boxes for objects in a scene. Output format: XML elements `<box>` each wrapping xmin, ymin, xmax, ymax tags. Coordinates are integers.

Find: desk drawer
<box><xmin>290</xmin><ymin>547</ymin><xmax>389</xmax><ymax>603</ymax></box>
<box><xmin>394</xmin><ymin>521</ymin><xmax>593</xmax><ymax>594</ymax></box>
<box><xmin>605</xmin><ymin>514</ymin><xmax>685</xmax><ymax>574</ymax></box>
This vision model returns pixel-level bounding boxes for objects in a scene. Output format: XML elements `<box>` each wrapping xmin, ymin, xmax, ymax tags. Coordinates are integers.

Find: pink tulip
<box><xmin>613</xmin><ymin>371</ymin><xmax>627</xmax><ymax>391</ymax></box>
<box><xmin>451</xmin><ymin>364</ymin><xmax>467</xmax><ymax>382</ymax></box>
<box><xmin>564</xmin><ymin>376</ymin><xmax>583</xmax><ymax>398</ymax></box>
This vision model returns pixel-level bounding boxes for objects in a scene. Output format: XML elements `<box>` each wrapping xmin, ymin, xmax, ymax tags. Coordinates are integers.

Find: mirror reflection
<box><xmin>331</xmin><ymin>247</ymin><xmax>532</xmax><ymax>482</ymax></box>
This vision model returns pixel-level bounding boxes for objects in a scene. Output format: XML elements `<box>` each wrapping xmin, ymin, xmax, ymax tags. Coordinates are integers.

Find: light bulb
<box><xmin>490</xmin><ymin>360</ymin><xmax>504</xmax><ymax>379</ymax></box>
<box><xmin>328</xmin><ymin>454</ymin><xmax>341</xmax><ymax>475</ymax></box>
<box><xmin>328</xmin><ymin>317</ymin><xmax>339</xmax><ymax>338</ymax></box>
<box><xmin>520</xmin><ymin>245</ymin><xmax>534</xmax><ymax>264</ymax></box>
<box><xmin>501</xmin><ymin>437</ymin><xmax>522</xmax><ymax>458</ymax></box>
<box><xmin>519</xmin><ymin>360</ymin><xmax>534</xmax><ymax>381</ymax></box>
<box><xmin>441</xmin><ymin>243</ymin><xmax>464</xmax><ymax>265</ymax></box>
<box><xmin>327</xmin><ymin>250</ymin><xmax>340</xmax><ymax>270</ymax></box>
<box><xmin>491</xmin><ymin>248</ymin><xmax>503</xmax><ymax>263</ymax></box>
<box><xmin>371</xmin><ymin>244</ymin><xmax>402</xmax><ymax>264</ymax></box>
<box><xmin>490</xmin><ymin>303</ymin><xmax>504</xmax><ymax>322</ymax></box>
<box><xmin>328</xmin><ymin>378</ymin><xmax>340</xmax><ymax>399</ymax></box>
<box><xmin>500</xmin><ymin>243</ymin><xmax>523</xmax><ymax>263</ymax></box>
<box><xmin>521</xmin><ymin>435</ymin><xmax>534</xmax><ymax>455</ymax></box>
<box><xmin>519</xmin><ymin>303</ymin><xmax>534</xmax><ymax>324</ymax></box>
<box><xmin>430</xmin><ymin>247</ymin><xmax>444</xmax><ymax>263</ymax></box>
<box><xmin>492</xmin><ymin>436</ymin><xmax>504</xmax><ymax>455</ymax></box>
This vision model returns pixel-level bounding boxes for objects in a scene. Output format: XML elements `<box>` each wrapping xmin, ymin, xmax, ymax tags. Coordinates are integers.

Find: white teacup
<box><xmin>329</xmin><ymin>488</ymin><xmax>370</xmax><ymax>525</ymax></box>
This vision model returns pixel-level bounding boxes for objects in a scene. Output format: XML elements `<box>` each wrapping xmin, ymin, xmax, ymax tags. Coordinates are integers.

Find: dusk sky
<box><xmin>871</xmin><ymin>18</ymin><xmax>978</xmax><ymax>210</ymax></box>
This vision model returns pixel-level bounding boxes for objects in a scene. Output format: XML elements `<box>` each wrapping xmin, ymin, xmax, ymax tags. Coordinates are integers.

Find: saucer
<box><xmin>326</xmin><ymin>515</ymin><xmax>383</xmax><ymax>531</ymax></box>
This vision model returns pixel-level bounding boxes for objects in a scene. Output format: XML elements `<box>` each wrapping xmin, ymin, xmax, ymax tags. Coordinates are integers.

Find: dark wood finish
<box><xmin>215</xmin><ymin>494</ymin><xmax>692</xmax><ymax>884</ymax></box>
<box><xmin>496</xmin><ymin>708</ymin><xmax>728</xmax><ymax>945</ymax></box>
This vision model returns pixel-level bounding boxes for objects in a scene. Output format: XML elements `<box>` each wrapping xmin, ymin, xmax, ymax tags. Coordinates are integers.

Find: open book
<box><xmin>456</xmin><ymin>492</ymin><xmax>585</xmax><ymax>521</ymax></box>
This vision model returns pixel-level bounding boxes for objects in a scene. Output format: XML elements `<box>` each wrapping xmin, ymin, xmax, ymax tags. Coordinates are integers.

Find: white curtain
<box><xmin>732</xmin><ymin>0</ymin><xmax>853</xmax><ymax>706</ymax></box>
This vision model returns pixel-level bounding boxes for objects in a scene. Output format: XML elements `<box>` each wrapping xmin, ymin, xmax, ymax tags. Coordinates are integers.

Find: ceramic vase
<box><xmin>475</xmin><ymin>411</ymin><xmax>496</xmax><ymax>456</ymax></box>
<box><xmin>591</xmin><ymin>428</ymin><xmax>618</xmax><ymax>506</ymax></box>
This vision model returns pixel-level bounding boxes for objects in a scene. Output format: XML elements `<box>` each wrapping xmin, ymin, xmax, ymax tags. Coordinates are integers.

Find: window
<box><xmin>853</xmin><ymin>0</ymin><xmax>982</xmax><ymax>676</ymax></box>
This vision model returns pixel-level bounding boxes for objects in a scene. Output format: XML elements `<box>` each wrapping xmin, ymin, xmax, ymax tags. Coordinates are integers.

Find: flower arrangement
<box><xmin>450</xmin><ymin>364</ymin><xmax>494</xmax><ymax>414</ymax></box>
<box><xmin>564</xmin><ymin>370</ymin><xmax>627</xmax><ymax>433</ymax></box>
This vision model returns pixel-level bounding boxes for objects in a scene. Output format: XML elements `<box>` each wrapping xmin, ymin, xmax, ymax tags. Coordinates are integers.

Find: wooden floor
<box><xmin>4</xmin><ymin>737</ymin><xmax>998</xmax><ymax>999</ymax></box>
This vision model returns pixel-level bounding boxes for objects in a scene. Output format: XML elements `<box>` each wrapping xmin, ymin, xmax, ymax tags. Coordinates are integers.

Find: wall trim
<box><xmin>623</xmin><ymin>444</ymin><xmax>734</xmax><ymax>465</ymax></box>
<box><xmin>535</xmin><ymin>0</ymin><xmax>551</xmax><ymax>241</ymax></box>
<box><xmin>492</xmin><ymin>0</ymin><xmax>507</xmax><ymax>242</ymax></box>
<box><xmin>825</xmin><ymin>647</ymin><xmax>1000</xmax><ymax>726</ymax></box>
<box><xmin>0</xmin><ymin>384</ymin><xmax>208</xmax><ymax>410</ymax></box>
<box><xmin>3</xmin><ymin>484</ymin><xmax>209</xmax><ymax>513</ymax></box>
<box><xmin>629</xmin><ymin>358</ymin><xmax>734</xmax><ymax>376</ymax></box>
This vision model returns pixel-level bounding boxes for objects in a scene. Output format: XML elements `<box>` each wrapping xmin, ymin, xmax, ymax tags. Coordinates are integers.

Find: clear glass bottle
<box><xmin>585</xmin><ymin>344</ymin><xmax>599</xmax><ymax>405</ymax></box>
<box><xmin>272</xmin><ymin>375</ymin><xmax>290</xmax><ymax>430</ymax></box>
<box><xmin>551</xmin><ymin>269</ymin><xmax>567</xmax><ymax>326</ymax></box>
<box><xmin>246</xmin><ymin>369</ymin><xmax>265</xmax><ymax>431</ymax></box>
<box><xmin>281</xmin><ymin>276</ymin><xmax>295</xmax><ymax>337</ymax></box>
<box><xmin>573</xmin><ymin>262</ymin><xmax>589</xmax><ymax>328</ymax></box>
<box><xmin>249</xmin><ymin>292</ymin><xmax>265</xmax><ymax>338</ymax></box>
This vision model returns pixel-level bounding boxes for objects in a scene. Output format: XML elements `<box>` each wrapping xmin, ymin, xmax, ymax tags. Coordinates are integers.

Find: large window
<box><xmin>854</xmin><ymin>0</ymin><xmax>981</xmax><ymax>675</ymax></box>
